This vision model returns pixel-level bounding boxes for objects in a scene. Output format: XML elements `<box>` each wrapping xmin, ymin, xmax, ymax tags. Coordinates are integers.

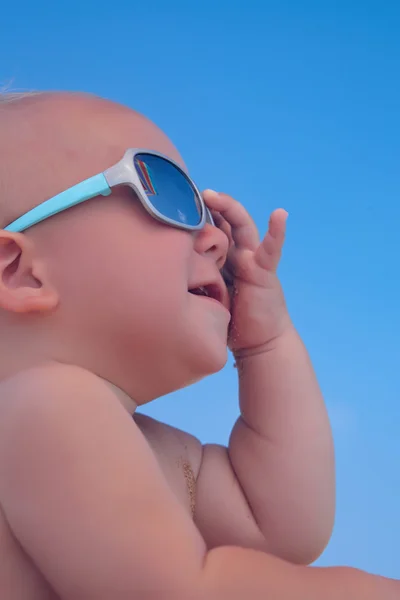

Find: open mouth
<box><xmin>188</xmin><ymin>284</ymin><xmax>222</xmax><ymax>304</ymax></box>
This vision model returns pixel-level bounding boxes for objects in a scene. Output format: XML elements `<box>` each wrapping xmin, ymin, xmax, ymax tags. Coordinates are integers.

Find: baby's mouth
<box><xmin>189</xmin><ymin>286</ymin><xmax>210</xmax><ymax>298</ymax></box>
<box><xmin>189</xmin><ymin>284</ymin><xmax>219</xmax><ymax>301</ymax></box>
<box><xmin>188</xmin><ymin>282</ymin><xmax>230</xmax><ymax>312</ymax></box>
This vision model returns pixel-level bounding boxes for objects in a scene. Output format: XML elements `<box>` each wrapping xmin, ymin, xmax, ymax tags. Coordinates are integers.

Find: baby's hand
<box><xmin>203</xmin><ymin>190</ymin><xmax>291</xmax><ymax>355</ymax></box>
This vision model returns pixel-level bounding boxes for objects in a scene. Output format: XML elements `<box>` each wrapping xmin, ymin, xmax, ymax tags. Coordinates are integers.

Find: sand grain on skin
<box><xmin>179</xmin><ymin>458</ymin><xmax>196</xmax><ymax>518</ymax></box>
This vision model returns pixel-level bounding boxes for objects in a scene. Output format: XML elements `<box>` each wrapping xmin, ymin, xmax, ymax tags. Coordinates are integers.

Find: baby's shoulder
<box><xmin>0</xmin><ymin>362</ymin><xmax>103</xmax><ymax>418</ymax></box>
<box><xmin>0</xmin><ymin>363</ymin><xmax>116</xmax><ymax>462</ymax></box>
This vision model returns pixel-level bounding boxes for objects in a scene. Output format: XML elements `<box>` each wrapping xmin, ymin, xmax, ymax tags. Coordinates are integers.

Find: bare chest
<box><xmin>133</xmin><ymin>412</ymin><xmax>200</xmax><ymax>519</ymax></box>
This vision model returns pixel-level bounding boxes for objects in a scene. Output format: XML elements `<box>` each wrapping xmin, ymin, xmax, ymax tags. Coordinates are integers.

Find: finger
<box><xmin>203</xmin><ymin>189</ymin><xmax>259</xmax><ymax>251</ymax></box>
<box><xmin>255</xmin><ymin>209</ymin><xmax>288</xmax><ymax>272</ymax></box>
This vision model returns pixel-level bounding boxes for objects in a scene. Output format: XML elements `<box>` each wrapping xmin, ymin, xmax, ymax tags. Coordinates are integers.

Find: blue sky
<box><xmin>1</xmin><ymin>0</ymin><xmax>399</xmax><ymax>579</ymax></box>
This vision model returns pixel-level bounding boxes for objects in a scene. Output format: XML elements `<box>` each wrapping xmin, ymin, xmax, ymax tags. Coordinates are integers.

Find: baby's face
<box><xmin>3</xmin><ymin>93</ymin><xmax>231</xmax><ymax>402</ymax></box>
<box><xmin>41</xmin><ymin>181</ymin><xmax>230</xmax><ymax>401</ymax></box>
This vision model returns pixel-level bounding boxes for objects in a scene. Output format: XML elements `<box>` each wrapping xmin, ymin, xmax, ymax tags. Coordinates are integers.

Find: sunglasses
<box><xmin>4</xmin><ymin>149</ymin><xmax>215</xmax><ymax>233</ymax></box>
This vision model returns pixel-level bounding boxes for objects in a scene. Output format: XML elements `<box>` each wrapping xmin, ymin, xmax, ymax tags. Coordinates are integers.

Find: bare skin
<box><xmin>0</xmin><ymin>391</ymin><xmax>203</xmax><ymax>600</ymax></box>
<box><xmin>0</xmin><ymin>368</ymin><xmax>398</xmax><ymax>600</ymax></box>
<box><xmin>0</xmin><ymin>92</ymin><xmax>398</xmax><ymax>599</ymax></box>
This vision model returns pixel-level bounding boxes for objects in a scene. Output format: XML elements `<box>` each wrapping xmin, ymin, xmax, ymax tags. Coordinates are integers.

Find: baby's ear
<box><xmin>0</xmin><ymin>231</ymin><xmax>59</xmax><ymax>313</ymax></box>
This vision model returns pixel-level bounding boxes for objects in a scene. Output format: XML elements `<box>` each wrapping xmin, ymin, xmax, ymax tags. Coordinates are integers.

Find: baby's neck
<box><xmin>0</xmin><ymin>342</ymin><xmax>47</xmax><ymax>384</ymax></box>
<box><xmin>102</xmin><ymin>379</ymin><xmax>137</xmax><ymax>415</ymax></box>
<box><xmin>0</xmin><ymin>332</ymin><xmax>138</xmax><ymax>415</ymax></box>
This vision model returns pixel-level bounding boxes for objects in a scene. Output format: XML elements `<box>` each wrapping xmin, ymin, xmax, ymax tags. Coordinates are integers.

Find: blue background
<box><xmin>1</xmin><ymin>0</ymin><xmax>399</xmax><ymax>578</ymax></box>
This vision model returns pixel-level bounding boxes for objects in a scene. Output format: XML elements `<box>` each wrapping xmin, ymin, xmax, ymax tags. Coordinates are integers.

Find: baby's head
<box><xmin>0</xmin><ymin>92</ymin><xmax>230</xmax><ymax>403</ymax></box>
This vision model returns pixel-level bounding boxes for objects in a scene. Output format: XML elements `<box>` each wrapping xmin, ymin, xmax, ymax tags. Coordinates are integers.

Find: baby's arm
<box><xmin>194</xmin><ymin>326</ymin><xmax>334</xmax><ymax>564</ymax></box>
<box><xmin>202</xmin><ymin>546</ymin><xmax>399</xmax><ymax>600</ymax></box>
<box><xmin>0</xmin><ymin>364</ymin><xmax>396</xmax><ymax>600</ymax></box>
<box><xmin>197</xmin><ymin>191</ymin><xmax>334</xmax><ymax>564</ymax></box>
<box><xmin>231</xmin><ymin>326</ymin><xmax>335</xmax><ymax>562</ymax></box>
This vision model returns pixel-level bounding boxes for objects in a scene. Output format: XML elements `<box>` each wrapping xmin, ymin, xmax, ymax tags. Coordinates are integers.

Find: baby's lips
<box><xmin>188</xmin><ymin>275</ymin><xmax>230</xmax><ymax>313</ymax></box>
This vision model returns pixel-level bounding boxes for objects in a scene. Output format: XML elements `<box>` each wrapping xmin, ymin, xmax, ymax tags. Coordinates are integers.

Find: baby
<box><xmin>0</xmin><ymin>91</ymin><xmax>397</xmax><ymax>599</ymax></box>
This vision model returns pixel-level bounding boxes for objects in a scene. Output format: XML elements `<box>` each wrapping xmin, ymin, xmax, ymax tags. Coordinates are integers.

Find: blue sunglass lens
<box><xmin>134</xmin><ymin>154</ymin><xmax>202</xmax><ymax>227</ymax></box>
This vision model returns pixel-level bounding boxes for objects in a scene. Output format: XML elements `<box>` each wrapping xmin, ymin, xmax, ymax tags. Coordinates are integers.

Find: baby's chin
<box><xmin>167</xmin><ymin>359</ymin><xmax>227</xmax><ymax>395</ymax></box>
<box><xmin>181</xmin><ymin>333</ymin><xmax>229</xmax><ymax>384</ymax></box>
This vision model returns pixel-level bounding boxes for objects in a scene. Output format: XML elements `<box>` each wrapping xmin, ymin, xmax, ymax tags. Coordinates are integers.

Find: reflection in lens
<box><xmin>134</xmin><ymin>154</ymin><xmax>201</xmax><ymax>227</ymax></box>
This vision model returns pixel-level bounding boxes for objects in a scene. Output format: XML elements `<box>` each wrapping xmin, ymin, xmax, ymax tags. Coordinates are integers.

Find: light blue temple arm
<box><xmin>4</xmin><ymin>173</ymin><xmax>111</xmax><ymax>233</ymax></box>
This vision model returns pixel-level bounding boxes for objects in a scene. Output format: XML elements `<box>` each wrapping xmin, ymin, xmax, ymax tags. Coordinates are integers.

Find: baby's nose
<box><xmin>194</xmin><ymin>222</ymin><xmax>229</xmax><ymax>270</ymax></box>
